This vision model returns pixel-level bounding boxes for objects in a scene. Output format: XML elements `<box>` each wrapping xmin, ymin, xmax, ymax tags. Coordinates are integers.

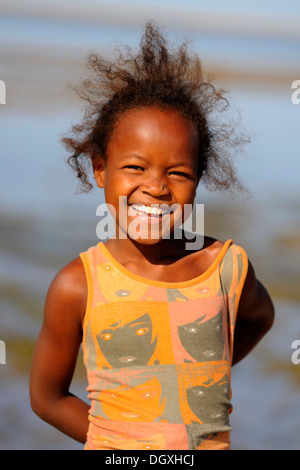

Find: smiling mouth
<box><xmin>129</xmin><ymin>204</ymin><xmax>173</xmax><ymax>218</ymax></box>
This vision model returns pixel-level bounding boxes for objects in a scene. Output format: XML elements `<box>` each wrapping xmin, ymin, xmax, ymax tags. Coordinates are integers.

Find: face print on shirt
<box><xmin>178</xmin><ymin>310</ymin><xmax>224</xmax><ymax>363</ymax></box>
<box><xmin>186</xmin><ymin>373</ymin><xmax>231</xmax><ymax>425</ymax></box>
<box><xmin>97</xmin><ymin>313</ymin><xmax>157</xmax><ymax>368</ymax></box>
<box><xmin>100</xmin><ymin>377</ymin><xmax>166</xmax><ymax>422</ymax></box>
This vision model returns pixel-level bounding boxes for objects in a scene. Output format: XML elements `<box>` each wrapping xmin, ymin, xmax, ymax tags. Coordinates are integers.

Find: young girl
<box><xmin>30</xmin><ymin>23</ymin><xmax>274</xmax><ymax>451</ymax></box>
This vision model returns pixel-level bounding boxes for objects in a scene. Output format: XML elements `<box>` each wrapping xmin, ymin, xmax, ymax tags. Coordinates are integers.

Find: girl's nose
<box><xmin>140</xmin><ymin>173</ymin><xmax>170</xmax><ymax>198</ymax></box>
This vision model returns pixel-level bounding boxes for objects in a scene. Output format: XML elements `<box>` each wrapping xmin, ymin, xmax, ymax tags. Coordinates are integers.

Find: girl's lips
<box><xmin>128</xmin><ymin>204</ymin><xmax>173</xmax><ymax>224</ymax></box>
<box><xmin>131</xmin><ymin>203</ymin><xmax>171</xmax><ymax>215</ymax></box>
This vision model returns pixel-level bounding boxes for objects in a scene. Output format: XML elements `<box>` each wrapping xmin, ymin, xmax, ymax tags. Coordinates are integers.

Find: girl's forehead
<box><xmin>109</xmin><ymin>106</ymin><xmax>199</xmax><ymax>149</ymax></box>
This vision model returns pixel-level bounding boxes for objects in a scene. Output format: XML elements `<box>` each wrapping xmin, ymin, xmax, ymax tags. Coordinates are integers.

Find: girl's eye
<box><xmin>124</xmin><ymin>165</ymin><xmax>144</xmax><ymax>171</ymax></box>
<box><xmin>170</xmin><ymin>171</ymin><xmax>191</xmax><ymax>179</ymax></box>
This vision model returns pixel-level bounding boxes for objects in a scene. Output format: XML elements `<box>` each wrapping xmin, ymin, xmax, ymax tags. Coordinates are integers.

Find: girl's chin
<box><xmin>128</xmin><ymin>236</ymin><xmax>165</xmax><ymax>245</ymax></box>
<box><xmin>127</xmin><ymin>229</ymin><xmax>169</xmax><ymax>244</ymax></box>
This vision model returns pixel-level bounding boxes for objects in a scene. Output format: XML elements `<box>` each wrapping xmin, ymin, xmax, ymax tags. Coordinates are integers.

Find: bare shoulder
<box><xmin>45</xmin><ymin>257</ymin><xmax>87</xmax><ymax>326</ymax></box>
<box><xmin>180</xmin><ymin>234</ymin><xmax>225</xmax><ymax>256</ymax></box>
<box><xmin>189</xmin><ymin>235</ymin><xmax>225</xmax><ymax>262</ymax></box>
<box><xmin>176</xmin><ymin>235</ymin><xmax>226</xmax><ymax>279</ymax></box>
<box><xmin>198</xmin><ymin>236</ymin><xmax>225</xmax><ymax>266</ymax></box>
<box><xmin>51</xmin><ymin>256</ymin><xmax>87</xmax><ymax>290</ymax></box>
<box><xmin>202</xmin><ymin>235</ymin><xmax>225</xmax><ymax>254</ymax></box>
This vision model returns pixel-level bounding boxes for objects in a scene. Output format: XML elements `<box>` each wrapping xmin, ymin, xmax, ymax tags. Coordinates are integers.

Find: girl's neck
<box><xmin>104</xmin><ymin>234</ymin><xmax>191</xmax><ymax>267</ymax></box>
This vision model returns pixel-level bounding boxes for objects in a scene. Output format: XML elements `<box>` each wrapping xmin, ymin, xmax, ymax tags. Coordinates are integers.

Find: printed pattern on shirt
<box><xmin>80</xmin><ymin>240</ymin><xmax>248</xmax><ymax>450</ymax></box>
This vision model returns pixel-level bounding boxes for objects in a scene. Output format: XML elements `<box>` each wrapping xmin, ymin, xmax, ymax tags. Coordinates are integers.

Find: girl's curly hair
<box><xmin>62</xmin><ymin>22</ymin><xmax>249</xmax><ymax>193</ymax></box>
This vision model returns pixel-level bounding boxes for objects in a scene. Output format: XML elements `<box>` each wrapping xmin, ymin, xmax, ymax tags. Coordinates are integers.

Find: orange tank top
<box><xmin>80</xmin><ymin>239</ymin><xmax>248</xmax><ymax>450</ymax></box>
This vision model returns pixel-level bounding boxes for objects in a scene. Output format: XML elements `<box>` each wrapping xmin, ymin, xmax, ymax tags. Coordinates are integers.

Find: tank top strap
<box><xmin>219</xmin><ymin>243</ymin><xmax>248</xmax><ymax>361</ymax></box>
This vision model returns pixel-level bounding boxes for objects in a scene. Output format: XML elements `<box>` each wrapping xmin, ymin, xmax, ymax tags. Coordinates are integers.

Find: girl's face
<box><xmin>94</xmin><ymin>107</ymin><xmax>200</xmax><ymax>244</ymax></box>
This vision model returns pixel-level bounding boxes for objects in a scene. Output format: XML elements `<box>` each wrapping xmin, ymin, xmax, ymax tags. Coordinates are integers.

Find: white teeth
<box><xmin>131</xmin><ymin>204</ymin><xmax>169</xmax><ymax>216</ymax></box>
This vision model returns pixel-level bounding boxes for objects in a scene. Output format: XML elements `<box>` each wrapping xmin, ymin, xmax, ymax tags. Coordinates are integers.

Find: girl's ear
<box><xmin>92</xmin><ymin>156</ymin><xmax>106</xmax><ymax>188</ymax></box>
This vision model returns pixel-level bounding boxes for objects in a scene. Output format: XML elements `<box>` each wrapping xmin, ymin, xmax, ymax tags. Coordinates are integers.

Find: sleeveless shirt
<box><xmin>80</xmin><ymin>239</ymin><xmax>248</xmax><ymax>450</ymax></box>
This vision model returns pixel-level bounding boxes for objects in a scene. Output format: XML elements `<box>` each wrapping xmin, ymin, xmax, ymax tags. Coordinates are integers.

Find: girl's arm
<box><xmin>30</xmin><ymin>258</ymin><xmax>90</xmax><ymax>444</ymax></box>
<box><xmin>232</xmin><ymin>260</ymin><xmax>275</xmax><ymax>366</ymax></box>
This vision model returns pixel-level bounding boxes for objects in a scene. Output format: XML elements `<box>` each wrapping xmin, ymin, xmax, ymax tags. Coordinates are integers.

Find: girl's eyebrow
<box><xmin>120</xmin><ymin>153</ymin><xmax>196</xmax><ymax>170</ymax></box>
<box><xmin>120</xmin><ymin>153</ymin><xmax>147</xmax><ymax>161</ymax></box>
